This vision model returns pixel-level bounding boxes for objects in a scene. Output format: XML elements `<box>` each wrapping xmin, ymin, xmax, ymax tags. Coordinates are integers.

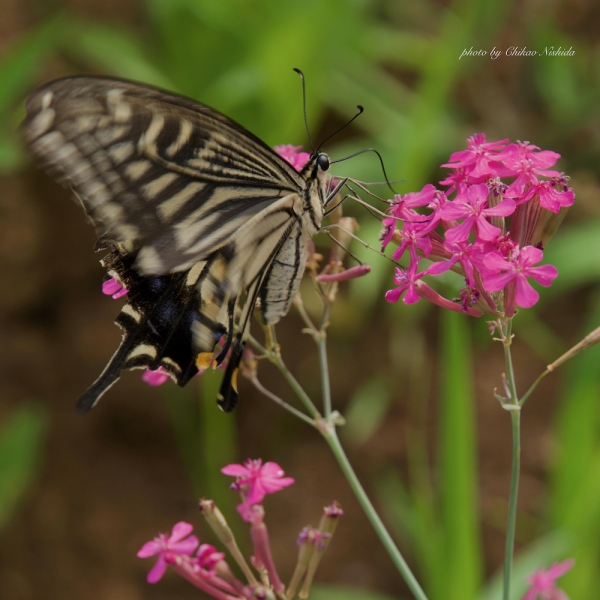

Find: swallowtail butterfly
<box><xmin>23</xmin><ymin>76</ymin><xmax>336</xmax><ymax>412</ymax></box>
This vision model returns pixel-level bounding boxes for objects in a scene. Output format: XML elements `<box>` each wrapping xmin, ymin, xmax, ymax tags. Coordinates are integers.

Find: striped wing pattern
<box><xmin>23</xmin><ymin>76</ymin><xmax>329</xmax><ymax>412</ymax></box>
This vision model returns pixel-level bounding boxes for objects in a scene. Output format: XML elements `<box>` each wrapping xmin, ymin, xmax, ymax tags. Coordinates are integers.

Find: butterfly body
<box><xmin>23</xmin><ymin>76</ymin><xmax>332</xmax><ymax>412</ymax></box>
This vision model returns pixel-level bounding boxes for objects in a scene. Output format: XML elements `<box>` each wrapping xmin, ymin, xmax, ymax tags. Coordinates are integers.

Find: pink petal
<box><xmin>483</xmin><ymin>197</ymin><xmax>516</xmax><ymax>217</ymax></box>
<box><xmin>137</xmin><ymin>540</ymin><xmax>161</xmax><ymax>558</ymax></box>
<box><xmin>531</xmin><ymin>149</ymin><xmax>561</xmax><ymax>169</ymax></box>
<box><xmin>146</xmin><ymin>554</ymin><xmax>167</xmax><ymax>584</ymax></box>
<box><xmin>385</xmin><ymin>287</ymin><xmax>405</xmax><ymax>303</ymax></box>
<box><xmin>170</xmin><ymin>521</ymin><xmax>195</xmax><ymax>543</ymax></box>
<box><xmin>260</xmin><ymin>476</ymin><xmax>295</xmax><ymax>494</ymax></box>
<box><xmin>483</xmin><ymin>252</ymin><xmax>512</xmax><ymax>273</ymax></box>
<box><xmin>546</xmin><ymin>559</ymin><xmax>575</xmax><ymax>579</ymax></box>
<box><xmin>526</xmin><ymin>264</ymin><xmax>558</xmax><ymax>287</ymax></box>
<box><xmin>519</xmin><ymin>245</ymin><xmax>544</xmax><ymax>266</ymax></box>
<box><xmin>425</xmin><ymin>259</ymin><xmax>457</xmax><ymax>276</ymax></box>
<box><xmin>475</xmin><ymin>216</ymin><xmax>501</xmax><ymax>241</ymax></box>
<box><xmin>484</xmin><ymin>271</ymin><xmax>516</xmax><ymax>292</ymax></box>
<box><xmin>439</xmin><ymin>202</ymin><xmax>470</xmax><ymax>220</ymax></box>
<box><xmin>142</xmin><ymin>368</ymin><xmax>170</xmax><ymax>387</ymax></box>
<box><xmin>258</xmin><ymin>462</ymin><xmax>285</xmax><ymax>477</ymax></box>
<box><xmin>221</xmin><ymin>464</ymin><xmax>251</xmax><ymax>477</ymax></box>
<box><xmin>445</xmin><ymin>217</ymin><xmax>476</xmax><ymax>243</ymax></box>
<box><xmin>170</xmin><ymin>535</ymin><xmax>199</xmax><ymax>555</ymax></box>
<box><xmin>514</xmin><ymin>274</ymin><xmax>539</xmax><ymax>308</ymax></box>
<box><xmin>404</xmin><ymin>286</ymin><xmax>420</xmax><ymax>304</ymax></box>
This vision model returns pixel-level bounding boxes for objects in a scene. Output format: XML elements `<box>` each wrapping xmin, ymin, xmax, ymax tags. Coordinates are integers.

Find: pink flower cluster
<box><xmin>138</xmin><ymin>459</ymin><xmax>295</xmax><ymax>598</ymax></box>
<box><xmin>382</xmin><ymin>134</ymin><xmax>574</xmax><ymax>316</ymax></box>
<box><xmin>137</xmin><ymin>459</ymin><xmax>340</xmax><ymax>599</ymax></box>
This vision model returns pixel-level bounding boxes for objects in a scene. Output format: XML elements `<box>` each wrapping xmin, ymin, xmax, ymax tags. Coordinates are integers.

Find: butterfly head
<box><xmin>316</xmin><ymin>153</ymin><xmax>330</xmax><ymax>172</ymax></box>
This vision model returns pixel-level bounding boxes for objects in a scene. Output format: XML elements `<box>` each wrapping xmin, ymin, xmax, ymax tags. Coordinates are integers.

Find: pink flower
<box><xmin>391</xmin><ymin>222</ymin><xmax>432</xmax><ymax>264</ymax></box>
<box><xmin>101</xmin><ymin>277</ymin><xmax>128</xmax><ymax>299</ymax></box>
<box><xmin>385</xmin><ymin>265</ymin><xmax>424</xmax><ymax>305</ymax></box>
<box><xmin>274</xmin><ymin>144</ymin><xmax>310</xmax><ymax>172</ymax></box>
<box><xmin>483</xmin><ymin>245</ymin><xmax>558</xmax><ymax>308</ymax></box>
<box><xmin>442</xmin><ymin>133</ymin><xmax>510</xmax><ymax>180</ymax></box>
<box><xmin>389</xmin><ymin>184</ymin><xmax>437</xmax><ymax>222</ymax></box>
<box><xmin>141</xmin><ymin>366</ymin><xmax>171</xmax><ymax>387</ymax></box>
<box><xmin>137</xmin><ymin>522</ymin><xmax>199</xmax><ymax>583</ymax></box>
<box><xmin>522</xmin><ymin>558</ymin><xmax>574</xmax><ymax>600</ymax></box>
<box><xmin>513</xmin><ymin>179</ymin><xmax>575</xmax><ymax>213</ymax></box>
<box><xmin>439</xmin><ymin>183</ymin><xmax>515</xmax><ymax>243</ymax></box>
<box><xmin>221</xmin><ymin>459</ymin><xmax>295</xmax><ymax>521</ymax></box>
<box><xmin>502</xmin><ymin>146</ymin><xmax>562</xmax><ymax>198</ymax></box>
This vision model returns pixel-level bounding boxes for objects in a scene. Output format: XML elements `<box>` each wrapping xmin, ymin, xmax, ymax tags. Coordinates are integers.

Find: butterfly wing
<box><xmin>24</xmin><ymin>76</ymin><xmax>316</xmax><ymax>411</ymax></box>
<box><xmin>23</xmin><ymin>76</ymin><xmax>305</xmax><ymax>274</ymax></box>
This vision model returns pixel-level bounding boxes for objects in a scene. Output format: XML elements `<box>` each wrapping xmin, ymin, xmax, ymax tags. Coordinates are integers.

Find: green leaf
<box><xmin>0</xmin><ymin>404</ymin><xmax>48</xmax><ymax>528</ymax></box>
<box><xmin>438</xmin><ymin>310</ymin><xmax>482</xmax><ymax>600</ymax></box>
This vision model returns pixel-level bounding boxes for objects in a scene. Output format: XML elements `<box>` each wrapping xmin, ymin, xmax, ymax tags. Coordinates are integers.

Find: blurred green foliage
<box><xmin>2</xmin><ymin>0</ymin><xmax>600</xmax><ymax>598</ymax></box>
<box><xmin>0</xmin><ymin>404</ymin><xmax>48</xmax><ymax>529</ymax></box>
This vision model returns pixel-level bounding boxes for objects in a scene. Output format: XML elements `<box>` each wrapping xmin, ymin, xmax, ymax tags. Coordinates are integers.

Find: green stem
<box><xmin>503</xmin><ymin>411</ymin><xmax>521</xmax><ymax>600</ymax></box>
<box><xmin>317</xmin><ymin>302</ymin><xmax>333</xmax><ymax>418</ymax></box>
<box><xmin>246</xmin><ymin>334</ymin><xmax>319</xmax><ymax>418</ymax></box>
<box><xmin>501</xmin><ymin>320</ymin><xmax>521</xmax><ymax>600</ymax></box>
<box><xmin>322</xmin><ymin>428</ymin><xmax>429</xmax><ymax>600</ymax></box>
<box><xmin>316</xmin><ymin>335</ymin><xmax>332</xmax><ymax>418</ymax></box>
<box><xmin>250</xmin><ymin>376</ymin><xmax>316</xmax><ymax>428</ymax></box>
<box><xmin>519</xmin><ymin>369</ymin><xmax>549</xmax><ymax>407</ymax></box>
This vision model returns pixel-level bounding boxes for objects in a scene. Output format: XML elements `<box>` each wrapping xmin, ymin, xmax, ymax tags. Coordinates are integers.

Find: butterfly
<box><xmin>23</xmin><ymin>76</ymin><xmax>337</xmax><ymax>413</ymax></box>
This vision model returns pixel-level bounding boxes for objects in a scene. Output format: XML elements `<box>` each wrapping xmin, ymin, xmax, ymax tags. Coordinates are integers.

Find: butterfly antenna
<box><xmin>331</xmin><ymin>147</ymin><xmax>397</xmax><ymax>195</ymax></box>
<box><xmin>293</xmin><ymin>68</ymin><xmax>315</xmax><ymax>152</ymax></box>
<box><xmin>316</xmin><ymin>105</ymin><xmax>364</xmax><ymax>153</ymax></box>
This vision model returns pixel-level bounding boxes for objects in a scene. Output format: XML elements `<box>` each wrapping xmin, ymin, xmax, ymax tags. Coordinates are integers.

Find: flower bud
<box><xmin>199</xmin><ymin>499</ymin><xmax>258</xmax><ymax>586</ymax></box>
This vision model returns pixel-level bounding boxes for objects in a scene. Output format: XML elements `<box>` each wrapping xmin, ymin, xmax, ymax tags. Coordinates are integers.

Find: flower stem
<box><xmin>246</xmin><ymin>334</ymin><xmax>319</xmax><ymax>418</ymax></box>
<box><xmin>316</xmin><ymin>313</ymin><xmax>427</xmax><ymax>600</ymax></box>
<box><xmin>519</xmin><ymin>369</ymin><xmax>549</xmax><ymax>407</ymax></box>
<box><xmin>322</xmin><ymin>428</ymin><xmax>428</xmax><ymax>600</ymax></box>
<box><xmin>317</xmin><ymin>302</ymin><xmax>333</xmax><ymax>418</ymax></box>
<box><xmin>501</xmin><ymin>319</ymin><xmax>521</xmax><ymax>600</ymax></box>
<box><xmin>249</xmin><ymin>375</ymin><xmax>316</xmax><ymax>428</ymax></box>
<box><xmin>316</xmin><ymin>334</ymin><xmax>332</xmax><ymax>418</ymax></box>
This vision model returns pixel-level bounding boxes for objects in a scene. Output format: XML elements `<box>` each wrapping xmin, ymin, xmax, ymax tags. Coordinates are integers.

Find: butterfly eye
<box><xmin>317</xmin><ymin>154</ymin><xmax>330</xmax><ymax>172</ymax></box>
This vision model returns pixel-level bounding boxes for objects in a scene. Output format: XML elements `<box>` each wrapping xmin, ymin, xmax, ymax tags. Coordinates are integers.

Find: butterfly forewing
<box><xmin>23</xmin><ymin>76</ymin><xmax>331</xmax><ymax>411</ymax></box>
<box><xmin>24</xmin><ymin>77</ymin><xmax>305</xmax><ymax>273</ymax></box>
